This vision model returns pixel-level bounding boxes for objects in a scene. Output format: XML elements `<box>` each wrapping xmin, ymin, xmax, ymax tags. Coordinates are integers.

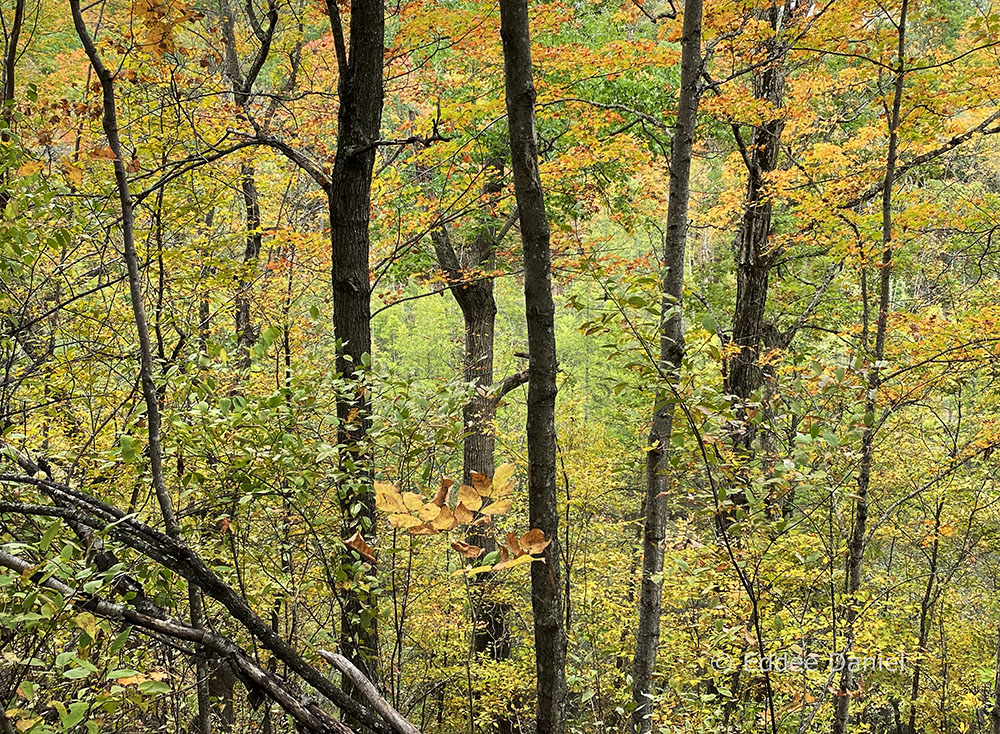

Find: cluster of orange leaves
<box><xmin>371</xmin><ymin>465</ymin><xmax>552</xmax><ymax>574</ymax></box>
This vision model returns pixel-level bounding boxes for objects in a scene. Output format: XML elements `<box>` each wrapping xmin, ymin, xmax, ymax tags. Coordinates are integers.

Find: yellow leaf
<box><xmin>419</xmin><ymin>502</ymin><xmax>441</xmax><ymax>522</ymax></box>
<box><xmin>481</xmin><ymin>499</ymin><xmax>512</xmax><ymax>515</ymax></box>
<box><xmin>388</xmin><ymin>513</ymin><xmax>422</xmax><ymax>529</ymax></box>
<box><xmin>62</xmin><ymin>161</ymin><xmax>84</xmax><ymax>187</ymax></box>
<box><xmin>16</xmin><ymin>161</ymin><xmax>44</xmax><ymax>176</ymax></box>
<box><xmin>402</xmin><ymin>492</ymin><xmax>423</xmax><ymax>511</ymax></box>
<box><xmin>457</xmin><ymin>485</ymin><xmax>482</xmax><ymax>511</ymax></box>
<box><xmin>493</xmin><ymin>554</ymin><xmax>542</xmax><ymax>572</ymax></box>
<box><xmin>374</xmin><ymin>482</ymin><xmax>405</xmax><ymax>513</ymax></box>
<box><xmin>493</xmin><ymin>463</ymin><xmax>515</xmax><ymax>488</ymax></box>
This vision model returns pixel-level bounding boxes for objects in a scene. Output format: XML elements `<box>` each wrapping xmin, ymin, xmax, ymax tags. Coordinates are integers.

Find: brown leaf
<box><xmin>432</xmin><ymin>478</ymin><xmax>453</xmax><ymax>507</ymax></box>
<box><xmin>432</xmin><ymin>506</ymin><xmax>457</xmax><ymax>531</ymax></box>
<box><xmin>450</xmin><ymin>541</ymin><xmax>484</xmax><ymax>559</ymax></box>
<box><xmin>408</xmin><ymin>523</ymin><xmax>437</xmax><ymax>536</ymax></box>
<box><xmin>88</xmin><ymin>146</ymin><xmax>117</xmax><ymax>160</ymax></box>
<box><xmin>345</xmin><ymin>531</ymin><xmax>376</xmax><ymax>563</ymax></box>
<box><xmin>520</xmin><ymin>529</ymin><xmax>551</xmax><ymax>555</ymax></box>
<box><xmin>453</xmin><ymin>502</ymin><xmax>473</xmax><ymax>524</ymax></box>
<box><xmin>505</xmin><ymin>531</ymin><xmax>521</xmax><ymax>555</ymax></box>
<box><xmin>471</xmin><ymin>471</ymin><xmax>492</xmax><ymax>494</ymax></box>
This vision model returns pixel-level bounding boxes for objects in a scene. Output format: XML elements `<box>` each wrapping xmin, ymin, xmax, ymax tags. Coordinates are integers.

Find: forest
<box><xmin>1</xmin><ymin>0</ymin><xmax>999</xmax><ymax>732</ymax></box>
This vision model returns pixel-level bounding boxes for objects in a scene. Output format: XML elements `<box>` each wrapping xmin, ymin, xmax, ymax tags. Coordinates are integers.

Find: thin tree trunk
<box><xmin>991</xmin><ymin>618</ymin><xmax>1000</xmax><ymax>734</ymax></box>
<box><xmin>832</xmin><ymin>2</ymin><xmax>908</xmax><ymax>732</ymax></box>
<box><xmin>629</xmin><ymin>1</ymin><xmax>704</xmax><ymax>731</ymax></box>
<box><xmin>68</xmin><ymin>5</ymin><xmax>210</xmax><ymax>733</ymax></box>
<box><xmin>498</xmin><ymin>0</ymin><xmax>567</xmax><ymax>730</ymax></box>
<box><xmin>235</xmin><ymin>165</ymin><xmax>263</xmax><ymax>366</ymax></box>
<box><xmin>324</xmin><ymin>0</ymin><xmax>385</xmax><ymax>691</ymax></box>
<box><xmin>907</xmin><ymin>499</ymin><xmax>942</xmax><ymax>734</ymax></box>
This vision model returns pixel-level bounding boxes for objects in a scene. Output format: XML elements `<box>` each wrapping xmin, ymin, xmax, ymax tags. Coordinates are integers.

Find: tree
<box><xmin>498</xmin><ymin>0</ymin><xmax>567</xmax><ymax>729</ymax></box>
<box><xmin>630</xmin><ymin>0</ymin><xmax>705</xmax><ymax>731</ymax></box>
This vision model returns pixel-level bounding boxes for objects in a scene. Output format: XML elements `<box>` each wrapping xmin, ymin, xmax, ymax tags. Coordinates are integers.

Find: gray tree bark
<box><xmin>498</xmin><ymin>0</ymin><xmax>567</xmax><ymax>730</ymax></box>
<box><xmin>629</xmin><ymin>1</ymin><xmax>704</xmax><ymax>731</ymax></box>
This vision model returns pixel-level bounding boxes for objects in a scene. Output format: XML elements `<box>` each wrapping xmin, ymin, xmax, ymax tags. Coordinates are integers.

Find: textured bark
<box><xmin>498</xmin><ymin>1</ymin><xmax>567</xmax><ymax>731</ymax></box>
<box><xmin>832</xmin><ymin>2</ymin><xmax>907</xmax><ymax>732</ymax></box>
<box><xmin>629</xmin><ymin>1</ymin><xmax>703</xmax><ymax>731</ymax></box>
<box><xmin>728</xmin><ymin>2</ymin><xmax>785</xmax><ymax>434</ymax></box>
<box><xmin>324</xmin><ymin>0</ymin><xmax>385</xmax><ymax>691</ymax></box>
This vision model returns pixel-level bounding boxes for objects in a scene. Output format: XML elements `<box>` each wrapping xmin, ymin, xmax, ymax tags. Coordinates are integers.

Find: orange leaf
<box><xmin>345</xmin><ymin>531</ymin><xmax>376</xmax><ymax>562</ymax></box>
<box><xmin>520</xmin><ymin>529</ymin><xmax>551</xmax><ymax>555</ymax></box>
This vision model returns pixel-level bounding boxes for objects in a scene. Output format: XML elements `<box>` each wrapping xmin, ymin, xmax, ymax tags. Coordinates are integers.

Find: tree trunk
<box><xmin>325</xmin><ymin>0</ymin><xmax>385</xmax><ymax>691</ymax></box>
<box><xmin>907</xmin><ymin>499</ymin><xmax>942</xmax><ymax>734</ymax></box>
<box><xmin>832</xmin><ymin>2</ymin><xmax>907</xmax><ymax>732</ymax></box>
<box><xmin>728</xmin><ymin>1</ymin><xmax>785</xmax><ymax>450</ymax></box>
<box><xmin>235</xmin><ymin>165</ymin><xmax>263</xmax><ymax>366</ymax></box>
<box><xmin>498</xmin><ymin>0</ymin><xmax>567</xmax><ymax>731</ymax></box>
<box><xmin>629</xmin><ymin>1</ymin><xmax>704</xmax><ymax>731</ymax></box>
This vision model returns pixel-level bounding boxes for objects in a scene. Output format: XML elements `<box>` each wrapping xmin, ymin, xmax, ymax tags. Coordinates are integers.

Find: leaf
<box><xmin>345</xmin><ymin>531</ymin><xmax>376</xmax><ymax>563</ymax></box>
<box><xmin>493</xmin><ymin>554</ymin><xmax>542</xmax><ymax>572</ymax></box>
<box><xmin>388</xmin><ymin>513</ymin><xmax>423</xmax><ymax>529</ymax></box>
<box><xmin>470</xmin><ymin>471</ymin><xmax>492</xmax><ymax>494</ymax></box>
<box><xmin>401</xmin><ymin>492</ymin><xmax>423</xmax><ymax>511</ymax></box>
<box><xmin>453</xmin><ymin>502</ymin><xmax>473</xmax><ymax>524</ymax></box>
<box><xmin>432</xmin><ymin>478</ymin><xmax>453</xmax><ymax>507</ymax></box>
<box><xmin>120</xmin><ymin>434</ymin><xmax>136</xmax><ymax>462</ymax></box>
<box><xmin>432</xmin><ymin>506</ymin><xmax>457</xmax><ymax>530</ymax></box>
<box><xmin>374</xmin><ymin>482</ymin><xmax>405</xmax><ymax>513</ymax></box>
<box><xmin>408</xmin><ymin>523</ymin><xmax>437</xmax><ymax>535</ymax></box>
<box><xmin>16</xmin><ymin>161</ymin><xmax>44</xmax><ymax>176</ymax></box>
<box><xmin>520</xmin><ymin>529</ymin><xmax>551</xmax><ymax>555</ymax></box>
<box><xmin>62</xmin><ymin>160</ymin><xmax>84</xmax><ymax>187</ymax></box>
<box><xmin>481</xmin><ymin>499</ymin><xmax>512</xmax><ymax>515</ymax></box>
<box><xmin>457</xmin><ymin>485</ymin><xmax>482</xmax><ymax>511</ymax></box>
<box><xmin>87</xmin><ymin>146</ymin><xmax>117</xmax><ymax>160</ymax></box>
<box><xmin>450</xmin><ymin>541</ymin><xmax>484</xmax><ymax>559</ymax></box>
<box><xmin>40</xmin><ymin>521</ymin><xmax>60</xmax><ymax>552</ymax></box>
<box><xmin>493</xmin><ymin>463</ymin><xmax>515</xmax><ymax>489</ymax></box>
<box><xmin>418</xmin><ymin>502</ymin><xmax>441</xmax><ymax>522</ymax></box>
<box><xmin>138</xmin><ymin>680</ymin><xmax>171</xmax><ymax>695</ymax></box>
